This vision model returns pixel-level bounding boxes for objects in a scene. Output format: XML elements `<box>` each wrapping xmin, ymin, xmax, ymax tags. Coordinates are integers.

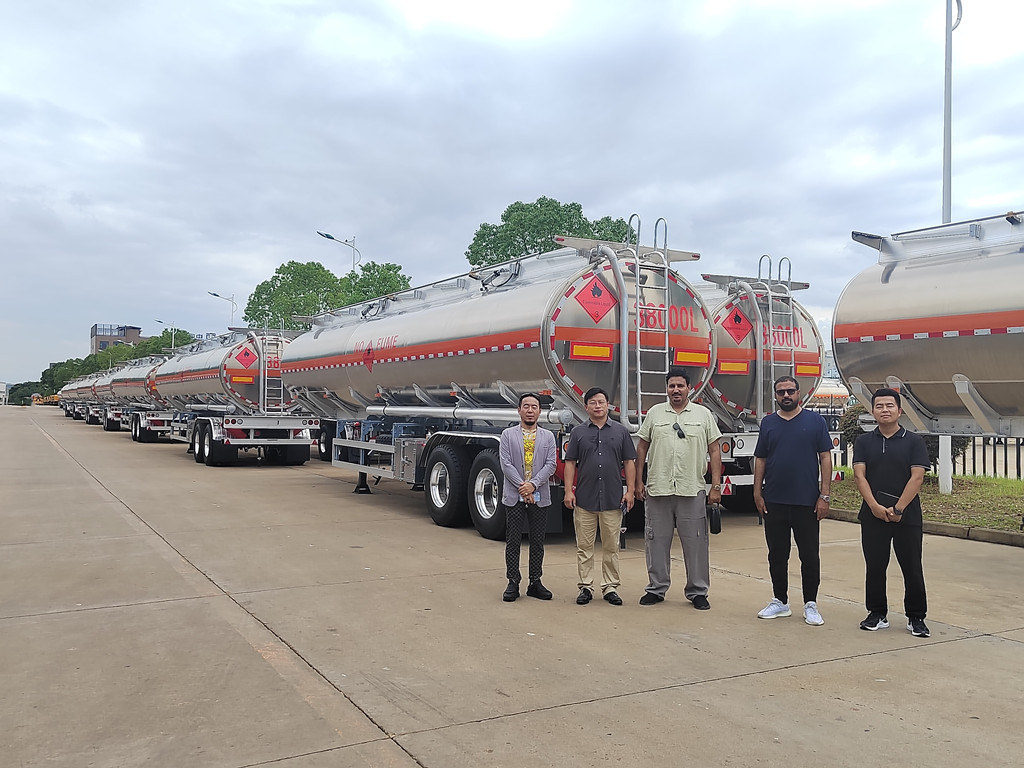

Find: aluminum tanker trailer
<box><xmin>147</xmin><ymin>330</ymin><xmax>318</xmax><ymax>466</ymax></box>
<box><xmin>59</xmin><ymin>375</ymin><xmax>103</xmax><ymax>422</ymax></box>
<box><xmin>283</xmin><ymin>232</ymin><xmax>836</xmax><ymax>537</ymax></box>
<box><xmin>834</xmin><ymin>210</ymin><xmax>1024</xmax><ymax>437</ymax></box>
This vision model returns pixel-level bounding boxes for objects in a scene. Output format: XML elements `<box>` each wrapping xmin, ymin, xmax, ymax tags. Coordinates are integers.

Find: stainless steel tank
<box><xmin>282</xmin><ymin>247</ymin><xmax>715</xmax><ymax>420</ymax></box>
<box><xmin>695</xmin><ymin>277</ymin><xmax>825</xmax><ymax>423</ymax></box>
<box><xmin>95</xmin><ymin>359</ymin><xmax>166</xmax><ymax>407</ymax></box>
<box><xmin>834</xmin><ymin>211</ymin><xmax>1024</xmax><ymax>434</ymax></box>
<box><xmin>60</xmin><ymin>375</ymin><xmax>101</xmax><ymax>403</ymax></box>
<box><xmin>152</xmin><ymin>332</ymin><xmax>295</xmax><ymax>412</ymax></box>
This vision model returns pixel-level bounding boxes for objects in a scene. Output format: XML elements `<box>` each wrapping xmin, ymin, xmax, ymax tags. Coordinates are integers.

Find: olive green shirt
<box><xmin>637</xmin><ymin>401</ymin><xmax>722</xmax><ymax>497</ymax></box>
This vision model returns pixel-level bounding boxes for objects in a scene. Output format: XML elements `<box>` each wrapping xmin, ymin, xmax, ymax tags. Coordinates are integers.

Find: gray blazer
<box><xmin>499</xmin><ymin>425</ymin><xmax>557</xmax><ymax>507</ymax></box>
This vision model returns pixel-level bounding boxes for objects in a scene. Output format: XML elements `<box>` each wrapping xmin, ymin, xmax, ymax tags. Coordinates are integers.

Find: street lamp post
<box><xmin>154</xmin><ymin>319</ymin><xmax>177</xmax><ymax>352</ymax></box>
<box><xmin>208</xmin><ymin>291</ymin><xmax>237</xmax><ymax>325</ymax></box>
<box><xmin>316</xmin><ymin>230</ymin><xmax>362</xmax><ymax>274</ymax></box>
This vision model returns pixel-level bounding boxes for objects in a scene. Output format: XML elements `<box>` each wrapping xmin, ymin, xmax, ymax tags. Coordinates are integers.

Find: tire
<box><xmin>286</xmin><ymin>445</ymin><xmax>310</xmax><ymax>465</ymax></box>
<box><xmin>193</xmin><ymin>423</ymin><xmax>206</xmax><ymax>463</ymax></box>
<box><xmin>263</xmin><ymin>446</ymin><xmax>287</xmax><ymax>465</ymax></box>
<box><xmin>130</xmin><ymin>417</ymin><xmax>139</xmax><ymax>442</ymax></box>
<box><xmin>424</xmin><ymin>445</ymin><xmax>470</xmax><ymax>527</ymax></box>
<box><xmin>317</xmin><ymin>428</ymin><xmax>333</xmax><ymax>462</ymax></box>
<box><xmin>467</xmin><ymin>449</ymin><xmax>507</xmax><ymax>540</ymax></box>
<box><xmin>73</xmin><ymin>410</ymin><xmax>83</xmax><ymax>420</ymax></box>
<box><xmin>203</xmin><ymin>427</ymin><xmax>235</xmax><ymax>466</ymax></box>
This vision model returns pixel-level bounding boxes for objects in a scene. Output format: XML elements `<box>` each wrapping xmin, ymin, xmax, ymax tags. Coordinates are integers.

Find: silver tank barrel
<box><xmin>834</xmin><ymin>211</ymin><xmax>1024</xmax><ymax>435</ymax></box>
<box><xmin>282</xmin><ymin>247</ymin><xmax>715</xmax><ymax>423</ymax></box>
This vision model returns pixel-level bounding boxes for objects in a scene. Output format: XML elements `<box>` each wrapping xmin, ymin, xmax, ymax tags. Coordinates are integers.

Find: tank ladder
<box><xmin>261</xmin><ymin>336</ymin><xmax>287</xmax><ymax>412</ymax></box>
<box><xmin>628</xmin><ymin>216</ymin><xmax>673</xmax><ymax>427</ymax></box>
<box><xmin>754</xmin><ymin>255</ymin><xmax>796</xmax><ymax>405</ymax></box>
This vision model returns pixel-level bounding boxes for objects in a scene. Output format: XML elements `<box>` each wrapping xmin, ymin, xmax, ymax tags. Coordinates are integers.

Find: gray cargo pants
<box><xmin>643</xmin><ymin>492</ymin><xmax>709</xmax><ymax>600</ymax></box>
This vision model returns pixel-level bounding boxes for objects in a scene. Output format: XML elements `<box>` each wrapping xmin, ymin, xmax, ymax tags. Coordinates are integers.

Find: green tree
<box><xmin>465</xmin><ymin>197</ymin><xmax>635</xmax><ymax>267</ymax></box>
<box><xmin>244</xmin><ymin>260</ymin><xmax>412</xmax><ymax>329</ymax></box>
<box><xmin>130</xmin><ymin>329</ymin><xmax>196</xmax><ymax>359</ymax></box>
<box><xmin>340</xmin><ymin>261</ymin><xmax>412</xmax><ymax>303</ymax></box>
<box><xmin>839</xmin><ymin>403</ymin><xmax>968</xmax><ymax>466</ymax></box>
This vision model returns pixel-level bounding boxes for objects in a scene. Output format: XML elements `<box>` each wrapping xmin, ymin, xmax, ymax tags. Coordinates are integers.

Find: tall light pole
<box><xmin>154</xmin><ymin>319</ymin><xmax>177</xmax><ymax>352</ymax></box>
<box><xmin>942</xmin><ymin>0</ymin><xmax>962</xmax><ymax>224</ymax></box>
<box><xmin>208</xmin><ymin>291</ymin><xmax>237</xmax><ymax>325</ymax></box>
<box><xmin>939</xmin><ymin>0</ymin><xmax>962</xmax><ymax>497</ymax></box>
<box><xmin>316</xmin><ymin>230</ymin><xmax>362</xmax><ymax>274</ymax></box>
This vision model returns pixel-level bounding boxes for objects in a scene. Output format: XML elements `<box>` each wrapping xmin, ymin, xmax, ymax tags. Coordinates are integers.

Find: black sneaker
<box><xmin>639</xmin><ymin>592</ymin><xmax>664</xmax><ymax>606</ymax></box>
<box><xmin>691</xmin><ymin>595</ymin><xmax>711</xmax><ymax>610</ymax></box>
<box><xmin>859</xmin><ymin>612</ymin><xmax>889</xmax><ymax>631</ymax></box>
<box><xmin>526</xmin><ymin>581</ymin><xmax>552</xmax><ymax>600</ymax></box>
<box><xmin>502</xmin><ymin>581</ymin><xmax>519</xmax><ymax>602</ymax></box>
<box><xmin>603</xmin><ymin>591</ymin><xmax>623</xmax><ymax>605</ymax></box>
<box><xmin>907</xmin><ymin>618</ymin><xmax>930</xmax><ymax>638</ymax></box>
<box><xmin>576</xmin><ymin>588</ymin><xmax>593</xmax><ymax>605</ymax></box>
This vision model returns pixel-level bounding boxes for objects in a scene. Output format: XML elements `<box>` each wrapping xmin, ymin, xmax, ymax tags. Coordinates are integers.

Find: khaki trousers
<box><xmin>574</xmin><ymin>507</ymin><xmax>622</xmax><ymax>595</ymax></box>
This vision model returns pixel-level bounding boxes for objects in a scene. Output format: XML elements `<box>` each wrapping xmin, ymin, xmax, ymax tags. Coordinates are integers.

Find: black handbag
<box><xmin>708</xmin><ymin>503</ymin><xmax>722</xmax><ymax>535</ymax></box>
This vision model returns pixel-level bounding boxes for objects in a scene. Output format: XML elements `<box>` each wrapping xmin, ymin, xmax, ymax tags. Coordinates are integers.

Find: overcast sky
<box><xmin>2</xmin><ymin>0</ymin><xmax>1022</xmax><ymax>384</ymax></box>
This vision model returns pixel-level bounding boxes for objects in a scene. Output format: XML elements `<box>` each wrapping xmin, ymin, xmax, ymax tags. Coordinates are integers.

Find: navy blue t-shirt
<box><xmin>754</xmin><ymin>408</ymin><xmax>832</xmax><ymax>506</ymax></box>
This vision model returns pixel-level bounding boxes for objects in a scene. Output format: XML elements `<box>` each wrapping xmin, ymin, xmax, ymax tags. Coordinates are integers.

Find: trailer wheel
<box><xmin>73</xmin><ymin>410</ymin><xmax>83</xmax><ymax>420</ymax></box>
<box><xmin>138</xmin><ymin>424</ymin><xmax>154</xmax><ymax>443</ymax></box>
<box><xmin>424</xmin><ymin>445</ymin><xmax>470</xmax><ymax>527</ymax></box>
<box><xmin>193</xmin><ymin>423</ymin><xmax>206</xmax><ymax>463</ymax></box>
<box><xmin>317</xmin><ymin>429</ymin><xmax>333</xmax><ymax>462</ymax></box>
<box><xmin>204</xmin><ymin>427</ymin><xmax>236</xmax><ymax>466</ymax></box>
<box><xmin>468</xmin><ymin>449</ymin><xmax>506</xmax><ymax>540</ymax></box>
<box><xmin>102</xmin><ymin>416</ymin><xmax>119</xmax><ymax>432</ymax></box>
<box><xmin>130</xmin><ymin>417</ymin><xmax>139</xmax><ymax>441</ymax></box>
<box><xmin>263</xmin><ymin>446</ymin><xmax>287</xmax><ymax>465</ymax></box>
<box><xmin>286</xmin><ymin>445</ymin><xmax>310</xmax><ymax>465</ymax></box>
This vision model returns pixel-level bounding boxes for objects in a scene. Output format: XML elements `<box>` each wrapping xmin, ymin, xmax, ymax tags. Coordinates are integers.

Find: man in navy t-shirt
<box><xmin>752</xmin><ymin>376</ymin><xmax>833</xmax><ymax>626</ymax></box>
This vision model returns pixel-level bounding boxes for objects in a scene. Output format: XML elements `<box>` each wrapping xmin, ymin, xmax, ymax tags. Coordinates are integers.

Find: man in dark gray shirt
<box><xmin>563</xmin><ymin>387</ymin><xmax>637</xmax><ymax>606</ymax></box>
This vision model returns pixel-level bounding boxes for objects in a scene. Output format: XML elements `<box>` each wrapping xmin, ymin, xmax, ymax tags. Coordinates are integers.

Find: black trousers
<box><xmin>505</xmin><ymin>502</ymin><xmax>548</xmax><ymax>584</ymax></box>
<box><xmin>763</xmin><ymin>503</ymin><xmax>820</xmax><ymax>605</ymax></box>
<box><xmin>861</xmin><ymin>516</ymin><xmax>927</xmax><ymax>620</ymax></box>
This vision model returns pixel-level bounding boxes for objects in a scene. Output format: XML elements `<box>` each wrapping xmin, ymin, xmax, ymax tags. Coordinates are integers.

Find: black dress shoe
<box><xmin>603</xmin><ymin>591</ymin><xmax>623</xmax><ymax>605</ymax></box>
<box><xmin>692</xmin><ymin>595</ymin><xmax>711</xmax><ymax>610</ymax></box>
<box><xmin>639</xmin><ymin>592</ymin><xmax>665</xmax><ymax>605</ymax></box>
<box><xmin>502</xmin><ymin>581</ymin><xmax>519</xmax><ymax>602</ymax></box>
<box><xmin>526</xmin><ymin>581</ymin><xmax>553</xmax><ymax>600</ymax></box>
<box><xmin>576</xmin><ymin>588</ymin><xmax>593</xmax><ymax>605</ymax></box>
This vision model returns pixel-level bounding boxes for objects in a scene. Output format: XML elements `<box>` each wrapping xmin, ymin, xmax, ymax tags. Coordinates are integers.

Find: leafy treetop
<box><xmin>465</xmin><ymin>197</ymin><xmax>635</xmax><ymax>267</ymax></box>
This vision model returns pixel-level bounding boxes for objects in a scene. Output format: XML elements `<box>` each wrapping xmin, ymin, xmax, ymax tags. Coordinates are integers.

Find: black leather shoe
<box><xmin>576</xmin><ymin>588</ymin><xmax>593</xmax><ymax>605</ymax></box>
<box><xmin>526</xmin><ymin>581</ymin><xmax>552</xmax><ymax>600</ymax></box>
<box><xmin>502</xmin><ymin>581</ymin><xmax>519</xmax><ymax>602</ymax></box>
<box><xmin>692</xmin><ymin>595</ymin><xmax>711</xmax><ymax>610</ymax></box>
<box><xmin>639</xmin><ymin>592</ymin><xmax>665</xmax><ymax>605</ymax></box>
<box><xmin>603</xmin><ymin>591</ymin><xmax>623</xmax><ymax>606</ymax></box>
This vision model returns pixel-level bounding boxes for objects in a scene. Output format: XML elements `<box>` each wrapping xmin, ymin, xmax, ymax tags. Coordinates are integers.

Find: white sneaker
<box><xmin>804</xmin><ymin>601</ymin><xmax>824</xmax><ymax>626</ymax></box>
<box><xmin>757</xmin><ymin>598</ymin><xmax>792</xmax><ymax>619</ymax></box>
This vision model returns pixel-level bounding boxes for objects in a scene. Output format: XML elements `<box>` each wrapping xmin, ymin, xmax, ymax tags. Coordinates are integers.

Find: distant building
<box><xmin>90</xmin><ymin>324</ymin><xmax>147</xmax><ymax>354</ymax></box>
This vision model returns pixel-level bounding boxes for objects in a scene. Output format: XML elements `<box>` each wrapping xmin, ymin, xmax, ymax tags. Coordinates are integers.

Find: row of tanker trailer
<box><xmin>60</xmin><ymin>223</ymin><xmax>839</xmax><ymax>539</ymax></box>
<box><xmin>61</xmin><ymin>210</ymin><xmax>1024</xmax><ymax>540</ymax></box>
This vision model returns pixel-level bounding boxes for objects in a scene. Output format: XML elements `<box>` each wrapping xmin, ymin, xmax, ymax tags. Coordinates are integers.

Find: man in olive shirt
<box><xmin>636</xmin><ymin>369</ymin><xmax>723</xmax><ymax>609</ymax></box>
<box><xmin>563</xmin><ymin>387</ymin><xmax>637</xmax><ymax>606</ymax></box>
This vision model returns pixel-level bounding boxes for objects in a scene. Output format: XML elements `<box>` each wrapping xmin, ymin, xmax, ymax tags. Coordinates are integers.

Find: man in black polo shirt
<box><xmin>853</xmin><ymin>387</ymin><xmax>931</xmax><ymax>638</ymax></box>
<box><xmin>563</xmin><ymin>387</ymin><xmax>637</xmax><ymax>606</ymax></box>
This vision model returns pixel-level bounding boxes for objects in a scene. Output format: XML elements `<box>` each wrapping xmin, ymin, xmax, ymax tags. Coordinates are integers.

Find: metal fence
<box><xmin>841</xmin><ymin>437</ymin><xmax>1024</xmax><ymax>480</ymax></box>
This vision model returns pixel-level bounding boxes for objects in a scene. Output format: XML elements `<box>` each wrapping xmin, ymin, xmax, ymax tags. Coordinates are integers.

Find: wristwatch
<box><xmin>711</xmin><ymin>484</ymin><xmax>722</xmax><ymax>490</ymax></box>
<box><xmin>892</xmin><ymin>507</ymin><xmax>904</xmax><ymax>516</ymax></box>
<box><xmin>819</xmin><ymin>494</ymin><xmax>830</xmax><ymax>502</ymax></box>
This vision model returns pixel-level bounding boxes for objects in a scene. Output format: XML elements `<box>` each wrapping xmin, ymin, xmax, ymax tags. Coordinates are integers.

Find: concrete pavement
<box><xmin>2</xmin><ymin>405</ymin><xmax>1022</xmax><ymax>767</ymax></box>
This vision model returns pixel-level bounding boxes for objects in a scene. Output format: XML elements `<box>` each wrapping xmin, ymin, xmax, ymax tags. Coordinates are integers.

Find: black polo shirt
<box><xmin>564</xmin><ymin>419</ymin><xmax>638</xmax><ymax>512</ymax></box>
<box><xmin>852</xmin><ymin>426</ymin><xmax>930</xmax><ymax>526</ymax></box>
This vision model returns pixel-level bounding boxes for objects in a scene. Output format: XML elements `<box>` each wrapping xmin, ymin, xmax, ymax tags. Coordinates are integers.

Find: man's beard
<box><xmin>778</xmin><ymin>399</ymin><xmax>798</xmax><ymax>412</ymax></box>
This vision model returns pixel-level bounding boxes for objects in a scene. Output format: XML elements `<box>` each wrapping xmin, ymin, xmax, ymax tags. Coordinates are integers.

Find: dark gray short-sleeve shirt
<box><xmin>564</xmin><ymin>420</ymin><xmax>637</xmax><ymax>511</ymax></box>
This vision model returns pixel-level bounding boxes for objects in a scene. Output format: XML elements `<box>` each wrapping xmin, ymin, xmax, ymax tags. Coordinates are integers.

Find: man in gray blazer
<box><xmin>499</xmin><ymin>393</ymin><xmax>558</xmax><ymax>602</ymax></box>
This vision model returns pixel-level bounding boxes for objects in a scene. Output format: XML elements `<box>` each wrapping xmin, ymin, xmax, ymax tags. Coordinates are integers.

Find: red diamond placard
<box><xmin>362</xmin><ymin>342</ymin><xmax>375</xmax><ymax>372</ymax></box>
<box><xmin>574</xmin><ymin>277</ymin><xmax>617</xmax><ymax>324</ymax></box>
<box><xmin>234</xmin><ymin>347</ymin><xmax>258</xmax><ymax>368</ymax></box>
<box><xmin>722</xmin><ymin>307</ymin><xmax>753</xmax><ymax>344</ymax></box>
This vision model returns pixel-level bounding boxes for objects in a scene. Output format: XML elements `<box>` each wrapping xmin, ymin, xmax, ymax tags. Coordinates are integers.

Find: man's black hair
<box><xmin>773</xmin><ymin>375</ymin><xmax>799</xmax><ymax>391</ymax></box>
<box><xmin>518</xmin><ymin>392</ymin><xmax>542</xmax><ymax>407</ymax></box>
<box><xmin>871</xmin><ymin>387</ymin><xmax>902</xmax><ymax>409</ymax></box>
<box><xmin>583</xmin><ymin>387</ymin><xmax>609</xmax><ymax>405</ymax></box>
<box><xmin>666</xmin><ymin>368</ymin><xmax>690</xmax><ymax>385</ymax></box>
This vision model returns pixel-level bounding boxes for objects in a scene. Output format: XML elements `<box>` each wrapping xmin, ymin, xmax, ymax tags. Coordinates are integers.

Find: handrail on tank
<box><xmin>595</xmin><ymin>244</ymin><xmax>635</xmax><ymax>432</ymax></box>
<box><xmin>734</xmin><ymin>279</ymin><xmax>767</xmax><ymax>423</ymax></box>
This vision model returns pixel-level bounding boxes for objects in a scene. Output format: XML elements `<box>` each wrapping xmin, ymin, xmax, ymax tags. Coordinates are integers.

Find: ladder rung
<box><xmin>638</xmin><ymin>347</ymin><xmax>669</xmax><ymax>353</ymax></box>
